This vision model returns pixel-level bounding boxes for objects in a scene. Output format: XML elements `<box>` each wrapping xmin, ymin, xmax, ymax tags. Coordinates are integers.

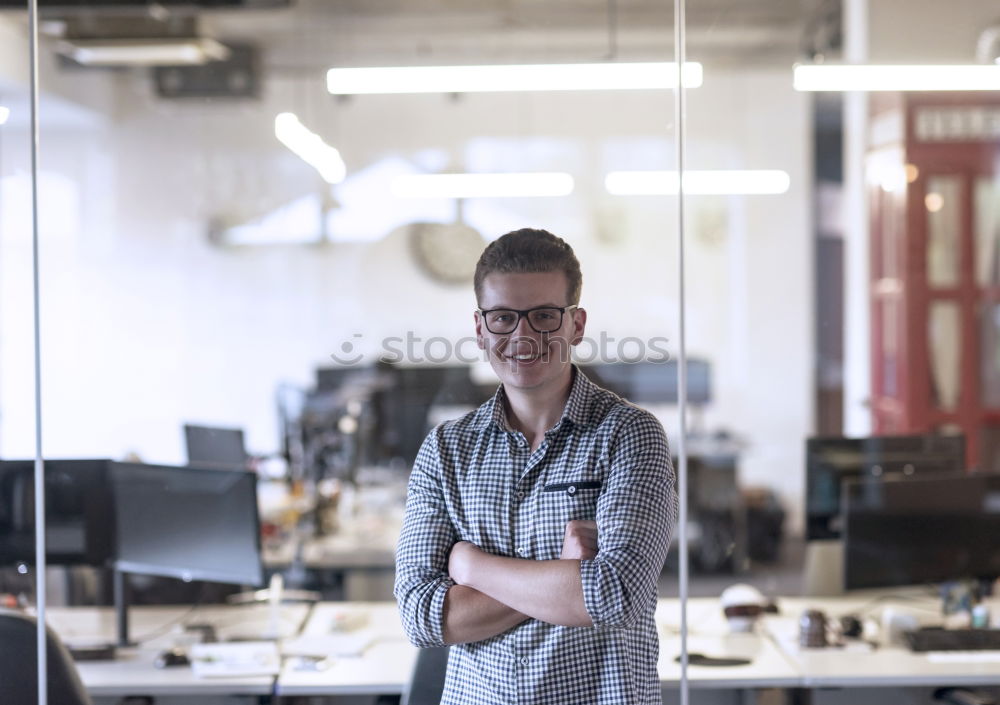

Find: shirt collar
<box><xmin>486</xmin><ymin>365</ymin><xmax>595</xmax><ymax>433</ymax></box>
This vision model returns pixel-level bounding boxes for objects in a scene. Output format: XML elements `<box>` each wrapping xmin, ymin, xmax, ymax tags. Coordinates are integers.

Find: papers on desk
<box><xmin>282</xmin><ymin>630</ymin><xmax>378</xmax><ymax>658</ymax></box>
<box><xmin>190</xmin><ymin>641</ymin><xmax>281</xmax><ymax>678</ymax></box>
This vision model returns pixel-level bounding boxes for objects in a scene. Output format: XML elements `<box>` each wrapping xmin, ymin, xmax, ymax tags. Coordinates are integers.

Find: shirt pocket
<box><xmin>542</xmin><ymin>480</ymin><xmax>602</xmax><ymax>499</ymax></box>
<box><xmin>536</xmin><ymin>480</ymin><xmax>602</xmax><ymax>558</ymax></box>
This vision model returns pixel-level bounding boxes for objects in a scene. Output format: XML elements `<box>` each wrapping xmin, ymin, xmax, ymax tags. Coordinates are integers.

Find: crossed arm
<box><xmin>394</xmin><ymin>416</ymin><xmax>675</xmax><ymax>649</ymax></box>
<box><xmin>441</xmin><ymin>520</ymin><xmax>598</xmax><ymax>644</ymax></box>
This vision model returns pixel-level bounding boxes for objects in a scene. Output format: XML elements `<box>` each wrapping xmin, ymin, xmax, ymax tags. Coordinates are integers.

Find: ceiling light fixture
<box><xmin>0</xmin><ymin>107</ymin><xmax>9</xmax><ymax>125</ymax></box>
<box><xmin>56</xmin><ymin>38</ymin><xmax>231</xmax><ymax>67</ymax></box>
<box><xmin>327</xmin><ymin>62</ymin><xmax>703</xmax><ymax>95</ymax></box>
<box><xmin>793</xmin><ymin>64</ymin><xmax>1000</xmax><ymax>91</ymax></box>
<box><xmin>274</xmin><ymin>112</ymin><xmax>346</xmax><ymax>185</ymax></box>
<box><xmin>605</xmin><ymin>170</ymin><xmax>791</xmax><ymax>196</ymax></box>
<box><xmin>391</xmin><ymin>173</ymin><xmax>574</xmax><ymax>199</ymax></box>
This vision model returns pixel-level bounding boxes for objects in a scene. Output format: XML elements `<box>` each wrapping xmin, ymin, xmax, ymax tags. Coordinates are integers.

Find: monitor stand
<box><xmin>114</xmin><ymin>568</ymin><xmax>134</xmax><ymax>649</ymax></box>
<box><xmin>802</xmin><ymin>540</ymin><xmax>845</xmax><ymax>596</ymax></box>
<box><xmin>66</xmin><ymin>569</ymin><xmax>129</xmax><ymax>661</ymax></box>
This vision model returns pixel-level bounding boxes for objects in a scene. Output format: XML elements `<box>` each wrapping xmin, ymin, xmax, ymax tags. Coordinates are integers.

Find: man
<box><xmin>395</xmin><ymin>228</ymin><xmax>677</xmax><ymax>704</ymax></box>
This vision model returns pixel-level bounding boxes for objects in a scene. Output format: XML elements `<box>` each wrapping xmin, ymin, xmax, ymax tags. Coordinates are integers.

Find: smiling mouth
<box><xmin>504</xmin><ymin>352</ymin><xmax>543</xmax><ymax>363</ymax></box>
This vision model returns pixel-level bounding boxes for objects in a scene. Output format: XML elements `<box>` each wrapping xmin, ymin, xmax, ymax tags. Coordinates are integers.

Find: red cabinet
<box><xmin>869</xmin><ymin>92</ymin><xmax>1000</xmax><ymax>470</ymax></box>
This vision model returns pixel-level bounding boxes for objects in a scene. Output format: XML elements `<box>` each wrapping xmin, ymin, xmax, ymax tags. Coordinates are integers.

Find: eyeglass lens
<box><xmin>485</xmin><ymin>308</ymin><xmax>563</xmax><ymax>334</ymax></box>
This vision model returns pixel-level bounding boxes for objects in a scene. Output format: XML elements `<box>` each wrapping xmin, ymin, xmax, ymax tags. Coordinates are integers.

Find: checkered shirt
<box><xmin>395</xmin><ymin>367</ymin><xmax>677</xmax><ymax>705</ymax></box>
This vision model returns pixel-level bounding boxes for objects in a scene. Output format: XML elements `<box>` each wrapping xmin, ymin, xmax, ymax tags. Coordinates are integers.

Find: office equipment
<box><xmin>843</xmin><ymin>472</ymin><xmax>1000</xmax><ymax>590</ymax></box>
<box><xmin>805</xmin><ymin>434</ymin><xmax>965</xmax><ymax>541</ymax></box>
<box><xmin>675</xmin><ymin>653</ymin><xmax>754</xmax><ymax>667</ymax></box>
<box><xmin>0</xmin><ymin>459</ymin><xmax>114</xmax><ymax>567</ymax></box>
<box><xmin>580</xmin><ymin>359</ymin><xmax>711</xmax><ymax>404</ymax></box>
<box><xmin>184</xmin><ymin>424</ymin><xmax>248</xmax><ymax>470</ymax></box>
<box><xmin>379</xmin><ymin>366</ymin><xmax>450</xmax><ymax>464</ymax></box>
<box><xmin>109</xmin><ymin>462</ymin><xmax>263</xmax><ymax>644</ymax></box>
<box><xmin>315</xmin><ymin>365</ymin><xmax>373</xmax><ymax>393</ymax></box>
<box><xmin>762</xmin><ymin>594</ymin><xmax>1000</xmax><ymax>689</ymax></box>
<box><xmin>905</xmin><ymin>628</ymin><xmax>1000</xmax><ymax>653</ymax></box>
<box><xmin>110</xmin><ymin>462</ymin><xmax>262</xmax><ymax>586</ymax></box>
<box><xmin>190</xmin><ymin>641</ymin><xmax>281</xmax><ymax>678</ymax></box>
<box><xmin>154</xmin><ymin>647</ymin><xmax>191</xmax><ymax>668</ymax></box>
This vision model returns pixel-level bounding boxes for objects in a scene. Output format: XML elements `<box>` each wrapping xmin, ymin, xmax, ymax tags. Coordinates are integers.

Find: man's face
<box><xmin>475</xmin><ymin>271</ymin><xmax>586</xmax><ymax>395</ymax></box>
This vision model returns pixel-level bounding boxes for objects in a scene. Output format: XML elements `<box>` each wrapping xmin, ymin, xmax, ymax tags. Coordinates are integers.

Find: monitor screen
<box><xmin>843</xmin><ymin>472</ymin><xmax>1000</xmax><ymax>590</ymax></box>
<box><xmin>109</xmin><ymin>462</ymin><xmax>262</xmax><ymax>586</ymax></box>
<box><xmin>805</xmin><ymin>434</ymin><xmax>965</xmax><ymax>541</ymax></box>
<box><xmin>184</xmin><ymin>424</ymin><xmax>248</xmax><ymax>470</ymax></box>
<box><xmin>0</xmin><ymin>459</ymin><xmax>114</xmax><ymax>566</ymax></box>
<box><xmin>580</xmin><ymin>360</ymin><xmax>710</xmax><ymax>404</ymax></box>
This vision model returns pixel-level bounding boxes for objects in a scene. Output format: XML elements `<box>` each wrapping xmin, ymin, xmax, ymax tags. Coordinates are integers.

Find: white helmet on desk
<box><xmin>720</xmin><ymin>583</ymin><xmax>767</xmax><ymax>633</ymax></box>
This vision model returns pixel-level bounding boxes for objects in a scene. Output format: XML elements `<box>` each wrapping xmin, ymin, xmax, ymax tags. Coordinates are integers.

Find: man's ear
<box><xmin>474</xmin><ymin>310</ymin><xmax>486</xmax><ymax>349</ymax></box>
<box><xmin>570</xmin><ymin>307</ymin><xmax>587</xmax><ymax>346</ymax></box>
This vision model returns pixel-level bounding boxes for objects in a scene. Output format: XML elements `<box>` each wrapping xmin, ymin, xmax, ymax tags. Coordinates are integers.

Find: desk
<box><xmin>42</xmin><ymin>597</ymin><xmax>1000</xmax><ymax>702</ymax></box>
<box><xmin>273</xmin><ymin>599</ymin><xmax>801</xmax><ymax>699</ymax></box>
<box><xmin>764</xmin><ymin>596</ymin><xmax>1000</xmax><ymax>689</ymax></box>
<box><xmin>276</xmin><ymin>602</ymin><xmax>415</xmax><ymax>697</ymax></box>
<box><xmin>657</xmin><ymin>599</ymin><xmax>802</xmax><ymax>690</ymax></box>
<box><xmin>44</xmin><ymin>603</ymin><xmax>310</xmax><ymax>698</ymax></box>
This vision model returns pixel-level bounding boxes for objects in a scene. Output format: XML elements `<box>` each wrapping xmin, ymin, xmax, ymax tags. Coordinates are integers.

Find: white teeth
<box><xmin>512</xmin><ymin>354</ymin><xmax>536</xmax><ymax>361</ymax></box>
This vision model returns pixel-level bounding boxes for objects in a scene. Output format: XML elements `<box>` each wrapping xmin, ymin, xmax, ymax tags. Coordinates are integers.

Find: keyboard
<box><xmin>904</xmin><ymin>628</ymin><xmax>1000</xmax><ymax>652</ymax></box>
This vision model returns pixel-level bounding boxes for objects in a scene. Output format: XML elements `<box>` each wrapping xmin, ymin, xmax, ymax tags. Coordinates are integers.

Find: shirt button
<box><xmin>516</xmin><ymin>547</ymin><xmax>525</xmax><ymax>556</ymax></box>
<box><xmin>567</xmin><ymin>485</ymin><xmax>577</xmax><ymax>496</ymax></box>
<box><xmin>516</xmin><ymin>491</ymin><xmax>525</xmax><ymax>500</ymax></box>
<box><xmin>520</xmin><ymin>657</ymin><xmax>529</xmax><ymax>666</ymax></box>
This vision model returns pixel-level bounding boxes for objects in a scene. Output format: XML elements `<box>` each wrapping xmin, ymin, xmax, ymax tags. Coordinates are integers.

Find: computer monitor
<box><xmin>805</xmin><ymin>434</ymin><xmax>965</xmax><ymax>541</ymax></box>
<box><xmin>580</xmin><ymin>360</ymin><xmax>711</xmax><ymax>404</ymax></box>
<box><xmin>183</xmin><ymin>424</ymin><xmax>248</xmax><ymax>470</ymax></box>
<box><xmin>377</xmin><ymin>366</ymin><xmax>451</xmax><ymax>465</ymax></box>
<box><xmin>843</xmin><ymin>472</ymin><xmax>1000</xmax><ymax>590</ymax></box>
<box><xmin>0</xmin><ymin>459</ymin><xmax>114</xmax><ymax>567</ymax></box>
<box><xmin>109</xmin><ymin>462</ymin><xmax>263</xmax><ymax>586</ymax></box>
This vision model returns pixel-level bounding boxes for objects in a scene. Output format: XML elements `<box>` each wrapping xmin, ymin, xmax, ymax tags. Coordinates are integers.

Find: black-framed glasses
<box><xmin>477</xmin><ymin>305</ymin><xmax>578</xmax><ymax>334</ymax></box>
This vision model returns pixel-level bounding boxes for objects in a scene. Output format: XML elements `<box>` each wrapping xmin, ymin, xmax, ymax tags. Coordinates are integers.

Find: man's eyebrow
<box><xmin>482</xmin><ymin>302</ymin><xmax>564</xmax><ymax>309</ymax></box>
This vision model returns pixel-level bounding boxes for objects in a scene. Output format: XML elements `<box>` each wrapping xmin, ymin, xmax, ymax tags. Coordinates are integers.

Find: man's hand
<box><xmin>561</xmin><ymin>520</ymin><xmax>598</xmax><ymax>559</ymax></box>
<box><xmin>448</xmin><ymin>540</ymin><xmax>481</xmax><ymax>585</ymax></box>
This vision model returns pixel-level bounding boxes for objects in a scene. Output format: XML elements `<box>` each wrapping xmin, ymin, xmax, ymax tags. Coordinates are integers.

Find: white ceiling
<box><xmin>33</xmin><ymin>0</ymin><xmax>831</xmax><ymax>70</ymax></box>
<box><xmin>213</xmin><ymin>0</ymin><xmax>828</xmax><ymax>67</ymax></box>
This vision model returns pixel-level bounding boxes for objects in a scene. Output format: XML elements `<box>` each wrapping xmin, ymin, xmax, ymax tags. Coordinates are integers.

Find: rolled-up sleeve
<box><xmin>579</xmin><ymin>411</ymin><xmax>677</xmax><ymax>631</ymax></box>
<box><xmin>394</xmin><ymin>427</ymin><xmax>458</xmax><ymax>647</ymax></box>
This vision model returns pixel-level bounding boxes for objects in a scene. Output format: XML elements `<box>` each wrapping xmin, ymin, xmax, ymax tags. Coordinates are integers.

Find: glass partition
<box><xmin>11</xmin><ymin>0</ymin><xmax>1000</xmax><ymax>703</ymax></box>
<box><xmin>18</xmin><ymin>0</ymin><xmax>689</xmax><ymax>696</ymax></box>
<box><xmin>0</xmin><ymin>6</ymin><xmax>37</xmax><ymax>604</ymax></box>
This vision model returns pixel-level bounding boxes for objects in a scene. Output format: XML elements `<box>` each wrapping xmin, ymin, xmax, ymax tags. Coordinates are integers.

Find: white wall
<box><xmin>0</xmin><ymin>61</ymin><xmax>812</xmax><ymax>532</ymax></box>
<box><xmin>868</xmin><ymin>0</ymin><xmax>1000</xmax><ymax>63</ymax></box>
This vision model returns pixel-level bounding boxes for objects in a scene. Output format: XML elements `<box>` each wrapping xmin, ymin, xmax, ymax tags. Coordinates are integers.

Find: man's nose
<box><xmin>512</xmin><ymin>313</ymin><xmax>537</xmax><ymax>337</ymax></box>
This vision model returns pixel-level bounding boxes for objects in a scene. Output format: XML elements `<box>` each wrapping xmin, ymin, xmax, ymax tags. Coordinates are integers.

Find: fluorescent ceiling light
<box><xmin>606</xmin><ymin>170</ymin><xmax>791</xmax><ymax>196</ymax></box>
<box><xmin>274</xmin><ymin>112</ymin><xmax>346</xmax><ymax>185</ymax></box>
<box><xmin>0</xmin><ymin>107</ymin><xmax>9</xmax><ymax>125</ymax></box>
<box><xmin>327</xmin><ymin>62</ymin><xmax>703</xmax><ymax>95</ymax></box>
<box><xmin>794</xmin><ymin>64</ymin><xmax>1000</xmax><ymax>91</ymax></box>
<box><xmin>392</xmin><ymin>173</ymin><xmax>574</xmax><ymax>199</ymax></box>
<box><xmin>56</xmin><ymin>38</ymin><xmax>230</xmax><ymax>67</ymax></box>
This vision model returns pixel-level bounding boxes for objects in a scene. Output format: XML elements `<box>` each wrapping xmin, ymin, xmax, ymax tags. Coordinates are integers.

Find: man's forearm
<box><xmin>442</xmin><ymin>584</ymin><xmax>530</xmax><ymax>644</ymax></box>
<box><xmin>455</xmin><ymin>549</ymin><xmax>593</xmax><ymax>627</ymax></box>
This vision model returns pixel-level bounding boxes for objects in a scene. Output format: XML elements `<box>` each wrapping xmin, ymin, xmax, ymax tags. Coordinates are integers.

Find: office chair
<box><xmin>0</xmin><ymin>609</ymin><xmax>92</xmax><ymax>705</ymax></box>
<box><xmin>402</xmin><ymin>646</ymin><xmax>449</xmax><ymax>705</ymax></box>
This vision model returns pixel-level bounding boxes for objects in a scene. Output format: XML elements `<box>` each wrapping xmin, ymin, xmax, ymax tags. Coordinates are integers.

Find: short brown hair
<box><xmin>474</xmin><ymin>228</ymin><xmax>582</xmax><ymax>306</ymax></box>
